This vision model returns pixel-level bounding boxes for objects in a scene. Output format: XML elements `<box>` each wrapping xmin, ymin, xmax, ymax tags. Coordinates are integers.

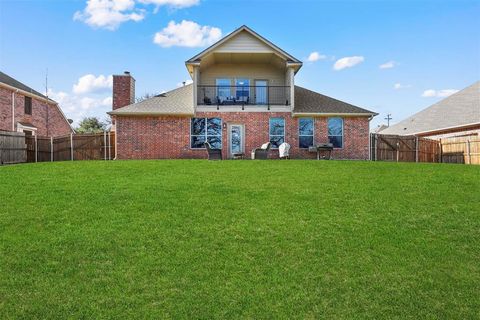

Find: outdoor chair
<box><xmin>252</xmin><ymin>142</ymin><xmax>271</xmax><ymax>160</ymax></box>
<box><xmin>204</xmin><ymin>142</ymin><xmax>222</xmax><ymax>160</ymax></box>
<box><xmin>279</xmin><ymin>142</ymin><xmax>290</xmax><ymax>159</ymax></box>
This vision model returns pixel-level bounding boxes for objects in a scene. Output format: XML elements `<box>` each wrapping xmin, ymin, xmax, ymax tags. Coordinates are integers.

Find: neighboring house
<box><xmin>109</xmin><ymin>26</ymin><xmax>377</xmax><ymax>160</ymax></box>
<box><xmin>381</xmin><ymin>81</ymin><xmax>480</xmax><ymax>139</ymax></box>
<box><xmin>0</xmin><ymin>71</ymin><xmax>73</xmax><ymax>136</ymax></box>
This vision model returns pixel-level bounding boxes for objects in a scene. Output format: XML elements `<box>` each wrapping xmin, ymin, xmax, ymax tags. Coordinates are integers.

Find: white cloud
<box><xmin>306</xmin><ymin>51</ymin><xmax>326</xmax><ymax>62</ymax></box>
<box><xmin>73</xmin><ymin>0</ymin><xmax>145</xmax><ymax>30</ymax></box>
<box><xmin>177</xmin><ymin>79</ymin><xmax>193</xmax><ymax>87</ymax></box>
<box><xmin>379</xmin><ymin>61</ymin><xmax>396</xmax><ymax>69</ymax></box>
<box><xmin>422</xmin><ymin>89</ymin><xmax>459</xmax><ymax>98</ymax></box>
<box><xmin>333</xmin><ymin>56</ymin><xmax>364</xmax><ymax>71</ymax></box>
<box><xmin>73</xmin><ymin>74</ymin><xmax>113</xmax><ymax>94</ymax></box>
<box><xmin>394</xmin><ymin>83</ymin><xmax>411</xmax><ymax>90</ymax></box>
<box><xmin>153</xmin><ymin>20</ymin><xmax>222</xmax><ymax>47</ymax></box>
<box><xmin>74</xmin><ymin>0</ymin><xmax>199</xmax><ymax>30</ymax></box>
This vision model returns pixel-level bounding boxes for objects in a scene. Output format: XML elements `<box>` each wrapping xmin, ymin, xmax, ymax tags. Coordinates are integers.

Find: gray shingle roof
<box><xmin>381</xmin><ymin>81</ymin><xmax>480</xmax><ymax>135</ymax></box>
<box><xmin>293</xmin><ymin>86</ymin><xmax>377</xmax><ymax>115</ymax></box>
<box><xmin>0</xmin><ymin>71</ymin><xmax>54</xmax><ymax>102</ymax></box>
<box><xmin>108</xmin><ymin>84</ymin><xmax>194</xmax><ymax>116</ymax></box>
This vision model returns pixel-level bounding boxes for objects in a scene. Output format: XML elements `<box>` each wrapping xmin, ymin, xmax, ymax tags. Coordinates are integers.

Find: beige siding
<box><xmin>215</xmin><ymin>31</ymin><xmax>274</xmax><ymax>53</ymax></box>
<box><xmin>199</xmin><ymin>63</ymin><xmax>286</xmax><ymax>86</ymax></box>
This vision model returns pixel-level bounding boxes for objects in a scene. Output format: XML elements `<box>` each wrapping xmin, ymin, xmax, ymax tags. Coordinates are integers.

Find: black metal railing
<box><xmin>197</xmin><ymin>85</ymin><xmax>290</xmax><ymax>110</ymax></box>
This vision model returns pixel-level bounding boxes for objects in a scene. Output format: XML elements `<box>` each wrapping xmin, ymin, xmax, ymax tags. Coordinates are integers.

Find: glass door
<box><xmin>229</xmin><ymin>124</ymin><xmax>244</xmax><ymax>156</ymax></box>
<box><xmin>255</xmin><ymin>80</ymin><xmax>268</xmax><ymax>105</ymax></box>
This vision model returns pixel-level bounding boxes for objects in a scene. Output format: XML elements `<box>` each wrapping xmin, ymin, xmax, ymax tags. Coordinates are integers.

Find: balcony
<box><xmin>197</xmin><ymin>85</ymin><xmax>291</xmax><ymax>110</ymax></box>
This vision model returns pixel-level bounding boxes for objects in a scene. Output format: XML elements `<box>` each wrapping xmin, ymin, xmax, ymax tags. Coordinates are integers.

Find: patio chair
<box><xmin>204</xmin><ymin>142</ymin><xmax>222</xmax><ymax>160</ymax></box>
<box><xmin>252</xmin><ymin>142</ymin><xmax>271</xmax><ymax>160</ymax></box>
<box><xmin>279</xmin><ymin>142</ymin><xmax>290</xmax><ymax>159</ymax></box>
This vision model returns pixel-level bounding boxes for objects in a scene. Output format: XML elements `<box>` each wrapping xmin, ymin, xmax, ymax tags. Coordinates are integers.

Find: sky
<box><xmin>1</xmin><ymin>0</ymin><xmax>479</xmax><ymax>128</ymax></box>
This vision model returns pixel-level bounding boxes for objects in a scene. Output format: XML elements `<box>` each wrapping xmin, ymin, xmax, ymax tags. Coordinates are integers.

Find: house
<box><xmin>0</xmin><ymin>71</ymin><xmax>73</xmax><ymax>136</ymax></box>
<box><xmin>109</xmin><ymin>26</ymin><xmax>377</xmax><ymax>160</ymax></box>
<box><xmin>380</xmin><ymin>81</ymin><xmax>480</xmax><ymax>139</ymax></box>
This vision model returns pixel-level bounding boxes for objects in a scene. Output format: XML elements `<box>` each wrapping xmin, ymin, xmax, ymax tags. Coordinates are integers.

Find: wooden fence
<box><xmin>371</xmin><ymin>133</ymin><xmax>479</xmax><ymax>165</ymax></box>
<box><xmin>0</xmin><ymin>131</ymin><xmax>114</xmax><ymax>164</ymax></box>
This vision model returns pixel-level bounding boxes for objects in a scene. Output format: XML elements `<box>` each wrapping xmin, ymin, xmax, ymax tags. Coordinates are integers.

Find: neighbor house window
<box><xmin>216</xmin><ymin>79</ymin><xmax>231</xmax><ymax>102</ymax></box>
<box><xmin>269</xmin><ymin>117</ymin><xmax>285</xmax><ymax>148</ymax></box>
<box><xmin>24</xmin><ymin>96</ymin><xmax>32</xmax><ymax>115</ymax></box>
<box><xmin>235</xmin><ymin>78</ymin><xmax>250</xmax><ymax>102</ymax></box>
<box><xmin>191</xmin><ymin>118</ymin><xmax>222</xmax><ymax>149</ymax></box>
<box><xmin>328</xmin><ymin>117</ymin><xmax>343</xmax><ymax>148</ymax></box>
<box><xmin>298</xmin><ymin>118</ymin><xmax>314</xmax><ymax>148</ymax></box>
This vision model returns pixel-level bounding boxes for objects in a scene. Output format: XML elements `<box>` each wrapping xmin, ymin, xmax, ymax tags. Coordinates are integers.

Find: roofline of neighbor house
<box><xmin>398</xmin><ymin>122</ymin><xmax>480</xmax><ymax>137</ymax></box>
<box><xmin>292</xmin><ymin>112</ymin><xmax>378</xmax><ymax>117</ymax></box>
<box><xmin>185</xmin><ymin>25</ymin><xmax>303</xmax><ymax>75</ymax></box>
<box><xmin>0</xmin><ymin>81</ymin><xmax>74</xmax><ymax>133</ymax></box>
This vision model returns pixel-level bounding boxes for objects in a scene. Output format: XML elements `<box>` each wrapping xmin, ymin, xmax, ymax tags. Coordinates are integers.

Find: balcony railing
<box><xmin>197</xmin><ymin>85</ymin><xmax>291</xmax><ymax>110</ymax></box>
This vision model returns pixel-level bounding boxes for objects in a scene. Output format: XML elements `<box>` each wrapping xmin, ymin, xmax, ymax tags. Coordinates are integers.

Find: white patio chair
<box><xmin>279</xmin><ymin>142</ymin><xmax>290</xmax><ymax>159</ymax></box>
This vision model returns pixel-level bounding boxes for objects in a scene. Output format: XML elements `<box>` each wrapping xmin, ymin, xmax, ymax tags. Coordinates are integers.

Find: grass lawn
<box><xmin>0</xmin><ymin>160</ymin><xmax>479</xmax><ymax>319</ymax></box>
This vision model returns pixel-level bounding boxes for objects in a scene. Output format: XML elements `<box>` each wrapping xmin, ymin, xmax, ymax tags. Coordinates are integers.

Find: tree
<box><xmin>76</xmin><ymin>117</ymin><xmax>107</xmax><ymax>133</ymax></box>
<box><xmin>136</xmin><ymin>93</ymin><xmax>159</xmax><ymax>103</ymax></box>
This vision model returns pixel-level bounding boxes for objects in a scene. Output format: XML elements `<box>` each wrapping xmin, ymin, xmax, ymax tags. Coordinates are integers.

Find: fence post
<box><xmin>415</xmin><ymin>136</ymin><xmax>419</xmax><ymax>163</ymax></box>
<box><xmin>50</xmin><ymin>136</ymin><xmax>53</xmax><ymax>162</ymax></box>
<box><xmin>466</xmin><ymin>140</ymin><xmax>471</xmax><ymax>164</ymax></box>
<box><xmin>396</xmin><ymin>142</ymin><xmax>400</xmax><ymax>162</ymax></box>
<box><xmin>439</xmin><ymin>139</ymin><xmax>443</xmax><ymax>163</ymax></box>
<box><xmin>374</xmin><ymin>134</ymin><xmax>378</xmax><ymax>161</ymax></box>
<box><xmin>108</xmin><ymin>131</ymin><xmax>111</xmax><ymax>160</ymax></box>
<box><xmin>35</xmin><ymin>134</ymin><xmax>38</xmax><ymax>163</ymax></box>
<box><xmin>104</xmin><ymin>131</ymin><xmax>107</xmax><ymax>160</ymax></box>
<box><xmin>70</xmin><ymin>133</ymin><xmax>74</xmax><ymax>161</ymax></box>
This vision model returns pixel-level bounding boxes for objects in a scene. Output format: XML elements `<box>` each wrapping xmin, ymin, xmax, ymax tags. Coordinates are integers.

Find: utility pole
<box><xmin>384</xmin><ymin>113</ymin><xmax>392</xmax><ymax>127</ymax></box>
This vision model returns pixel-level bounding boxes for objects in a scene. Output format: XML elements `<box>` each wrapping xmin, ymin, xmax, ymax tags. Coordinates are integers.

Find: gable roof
<box><xmin>0</xmin><ymin>71</ymin><xmax>53</xmax><ymax>101</ymax></box>
<box><xmin>108</xmin><ymin>84</ymin><xmax>194</xmax><ymax>116</ymax></box>
<box><xmin>186</xmin><ymin>25</ymin><xmax>302</xmax><ymax>65</ymax></box>
<box><xmin>293</xmin><ymin>86</ymin><xmax>377</xmax><ymax>116</ymax></box>
<box><xmin>381</xmin><ymin>81</ymin><xmax>480</xmax><ymax>135</ymax></box>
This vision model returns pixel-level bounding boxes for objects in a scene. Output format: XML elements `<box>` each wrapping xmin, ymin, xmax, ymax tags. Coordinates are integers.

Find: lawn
<box><xmin>0</xmin><ymin>160</ymin><xmax>479</xmax><ymax>319</ymax></box>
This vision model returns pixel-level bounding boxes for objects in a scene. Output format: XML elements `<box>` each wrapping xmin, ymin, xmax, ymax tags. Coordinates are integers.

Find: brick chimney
<box><xmin>112</xmin><ymin>71</ymin><xmax>135</xmax><ymax>110</ymax></box>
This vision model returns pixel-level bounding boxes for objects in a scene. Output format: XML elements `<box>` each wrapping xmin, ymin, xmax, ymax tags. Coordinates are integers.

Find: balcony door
<box><xmin>255</xmin><ymin>80</ymin><xmax>268</xmax><ymax>105</ymax></box>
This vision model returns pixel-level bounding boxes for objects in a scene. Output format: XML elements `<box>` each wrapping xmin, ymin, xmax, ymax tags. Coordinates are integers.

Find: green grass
<box><xmin>0</xmin><ymin>160</ymin><xmax>479</xmax><ymax>319</ymax></box>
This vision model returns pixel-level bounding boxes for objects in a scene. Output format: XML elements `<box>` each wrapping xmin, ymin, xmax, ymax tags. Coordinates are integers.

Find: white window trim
<box><xmin>327</xmin><ymin>117</ymin><xmax>344</xmax><ymax>149</ymax></box>
<box><xmin>269</xmin><ymin>117</ymin><xmax>285</xmax><ymax>149</ymax></box>
<box><xmin>298</xmin><ymin>117</ymin><xmax>314</xmax><ymax>149</ymax></box>
<box><xmin>190</xmin><ymin>117</ymin><xmax>223</xmax><ymax>149</ymax></box>
<box><xmin>17</xmin><ymin>122</ymin><xmax>37</xmax><ymax>135</ymax></box>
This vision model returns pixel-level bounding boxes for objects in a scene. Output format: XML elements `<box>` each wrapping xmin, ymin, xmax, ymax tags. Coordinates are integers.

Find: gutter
<box><xmin>292</xmin><ymin>112</ymin><xmax>378</xmax><ymax>117</ymax></box>
<box><xmin>107</xmin><ymin>111</ymin><xmax>194</xmax><ymax>117</ymax></box>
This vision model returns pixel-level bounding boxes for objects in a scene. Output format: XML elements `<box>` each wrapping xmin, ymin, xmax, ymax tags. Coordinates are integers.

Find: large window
<box><xmin>235</xmin><ymin>78</ymin><xmax>250</xmax><ymax>102</ymax></box>
<box><xmin>328</xmin><ymin>117</ymin><xmax>343</xmax><ymax>148</ymax></box>
<box><xmin>24</xmin><ymin>96</ymin><xmax>32</xmax><ymax>115</ymax></box>
<box><xmin>216</xmin><ymin>79</ymin><xmax>231</xmax><ymax>102</ymax></box>
<box><xmin>191</xmin><ymin>118</ymin><xmax>222</xmax><ymax>149</ymax></box>
<box><xmin>298</xmin><ymin>118</ymin><xmax>314</xmax><ymax>148</ymax></box>
<box><xmin>269</xmin><ymin>117</ymin><xmax>285</xmax><ymax>148</ymax></box>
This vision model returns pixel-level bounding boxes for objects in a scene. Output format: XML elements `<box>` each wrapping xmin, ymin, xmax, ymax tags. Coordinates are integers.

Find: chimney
<box><xmin>112</xmin><ymin>71</ymin><xmax>135</xmax><ymax>110</ymax></box>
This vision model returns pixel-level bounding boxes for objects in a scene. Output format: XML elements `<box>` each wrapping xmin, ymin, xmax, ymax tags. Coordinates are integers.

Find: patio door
<box><xmin>255</xmin><ymin>80</ymin><xmax>268</xmax><ymax>105</ymax></box>
<box><xmin>228</xmin><ymin>124</ymin><xmax>244</xmax><ymax>157</ymax></box>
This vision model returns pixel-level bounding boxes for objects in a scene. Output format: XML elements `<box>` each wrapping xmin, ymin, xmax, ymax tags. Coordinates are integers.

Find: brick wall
<box><xmin>116</xmin><ymin>112</ymin><xmax>370</xmax><ymax>160</ymax></box>
<box><xmin>0</xmin><ymin>86</ymin><xmax>72</xmax><ymax>136</ymax></box>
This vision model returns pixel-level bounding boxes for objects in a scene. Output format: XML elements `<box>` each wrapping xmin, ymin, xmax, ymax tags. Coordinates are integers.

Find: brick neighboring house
<box><xmin>0</xmin><ymin>71</ymin><xmax>73</xmax><ymax>136</ymax></box>
<box><xmin>109</xmin><ymin>26</ymin><xmax>377</xmax><ymax>160</ymax></box>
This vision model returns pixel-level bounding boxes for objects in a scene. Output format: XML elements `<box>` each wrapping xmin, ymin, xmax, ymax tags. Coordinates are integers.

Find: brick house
<box><xmin>109</xmin><ymin>26</ymin><xmax>377</xmax><ymax>160</ymax></box>
<box><xmin>0</xmin><ymin>71</ymin><xmax>73</xmax><ymax>136</ymax></box>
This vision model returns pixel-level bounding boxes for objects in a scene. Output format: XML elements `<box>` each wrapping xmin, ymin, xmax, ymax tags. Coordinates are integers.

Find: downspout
<box><xmin>11</xmin><ymin>89</ymin><xmax>19</xmax><ymax>131</ymax></box>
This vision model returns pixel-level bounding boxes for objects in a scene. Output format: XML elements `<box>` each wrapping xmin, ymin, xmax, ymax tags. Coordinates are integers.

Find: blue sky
<box><xmin>1</xmin><ymin>0</ymin><xmax>479</xmax><ymax>128</ymax></box>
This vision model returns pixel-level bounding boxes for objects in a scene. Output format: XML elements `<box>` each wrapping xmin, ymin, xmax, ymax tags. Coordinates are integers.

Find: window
<box><xmin>235</xmin><ymin>78</ymin><xmax>250</xmax><ymax>102</ymax></box>
<box><xmin>298</xmin><ymin>118</ymin><xmax>314</xmax><ymax>148</ymax></box>
<box><xmin>191</xmin><ymin>118</ymin><xmax>222</xmax><ymax>149</ymax></box>
<box><xmin>216</xmin><ymin>79</ymin><xmax>231</xmax><ymax>102</ymax></box>
<box><xmin>328</xmin><ymin>117</ymin><xmax>343</xmax><ymax>148</ymax></box>
<box><xmin>269</xmin><ymin>117</ymin><xmax>285</xmax><ymax>148</ymax></box>
<box><xmin>24</xmin><ymin>96</ymin><xmax>32</xmax><ymax>115</ymax></box>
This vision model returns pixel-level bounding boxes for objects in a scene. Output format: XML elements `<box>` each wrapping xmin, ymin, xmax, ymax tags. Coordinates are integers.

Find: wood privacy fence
<box><xmin>0</xmin><ymin>130</ymin><xmax>114</xmax><ymax>164</ymax></box>
<box><xmin>371</xmin><ymin>133</ymin><xmax>480</xmax><ymax>165</ymax></box>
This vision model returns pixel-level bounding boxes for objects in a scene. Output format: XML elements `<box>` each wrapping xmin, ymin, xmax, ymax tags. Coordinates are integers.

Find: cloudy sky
<box><xmin>1</xmin><ymin>0</ymin><xmax>479</xmax><ymax>128</ymax></box>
